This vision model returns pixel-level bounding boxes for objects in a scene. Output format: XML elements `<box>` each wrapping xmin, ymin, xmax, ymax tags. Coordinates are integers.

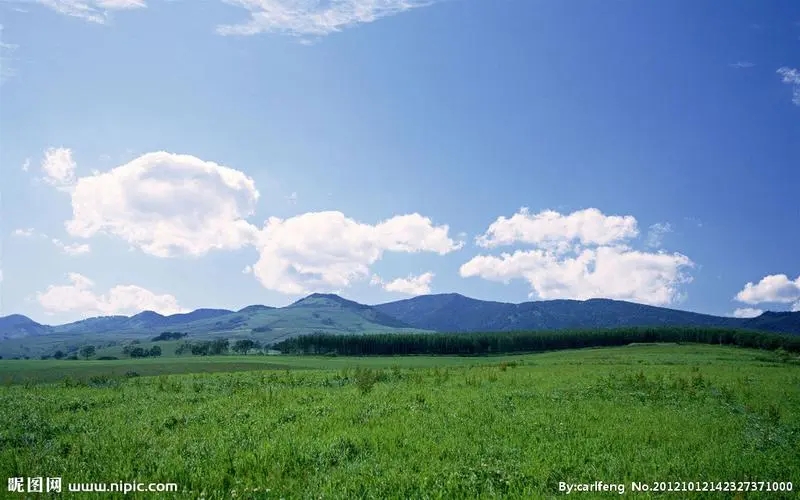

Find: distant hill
<box><xmin>288</xmin><ymin>293</ymin><xmax>413</xmax><ymax>329</ymax></box>
<box><xmin>740</xmin><ymin>311</ymin><xmax>800</xmax><ymax>335</ymax></box>
<box><xmin>0</xmin><ymin>315</ymin><xmax>52</xmax><ymax>340</ymax></box>
<box><xmin>372</xmin><ymin>293</ymin><xmax>799</xmax><ymax>334</ymax></box>
<box><xmin>1</xmin><ymin>292</ymin><xmax>799</xmax><ymax>358</ymax></box>
<box><xmin>0</xmin><ymin>293</ymin><xmax>424</xmax><ymax>358</ymax></box>
<box><xmin>237</xmin><ymin>305</ymin><xmax>275</xmax><ymax>314</ymax></box>
<box><xmin>50</xmin><ymin>309</ymin><xmax>235</xmax><ymax>334</ymax></box>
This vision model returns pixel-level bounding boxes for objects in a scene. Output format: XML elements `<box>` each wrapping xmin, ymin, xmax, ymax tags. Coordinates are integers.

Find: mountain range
<box><xmin>1</xmin><ymin>293</ymin><xmax>799</xmax><ymax>358</ymax></box>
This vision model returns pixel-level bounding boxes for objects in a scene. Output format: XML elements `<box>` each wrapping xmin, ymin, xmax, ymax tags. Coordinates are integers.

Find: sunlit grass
<box><xmin>1</xmin><ymin>345</ymin><xmax>798</xmax><ymax>499</ymax></box>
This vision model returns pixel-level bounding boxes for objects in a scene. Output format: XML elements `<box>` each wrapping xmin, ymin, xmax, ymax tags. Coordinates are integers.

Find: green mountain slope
<box><xmin>373</xmin><ymin>294</ymin><xmax>800</xmax><ymax>333</ymax></box>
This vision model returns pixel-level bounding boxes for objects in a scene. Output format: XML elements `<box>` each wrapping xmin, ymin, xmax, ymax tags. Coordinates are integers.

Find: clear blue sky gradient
<box><xmin>1</xmin><ymin>0</ymin><xmax>798</xmax><ymax>323</ymax></box>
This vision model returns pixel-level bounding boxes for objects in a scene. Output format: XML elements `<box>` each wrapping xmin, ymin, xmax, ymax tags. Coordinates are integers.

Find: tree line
<box><xmin>175</xmin><ymin>338</ymin><xmax>262</xmax><ymax>356</ymax></box>
<box><xmin>272</xmin><ymin>327</ymin><xmax>800</xmax><ymax>356</ymax></box>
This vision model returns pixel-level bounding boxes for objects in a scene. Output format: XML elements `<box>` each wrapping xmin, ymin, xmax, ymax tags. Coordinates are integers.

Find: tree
<box><xmin>232</xmin><ymin>339</ymin><xmax>257</xmax><ymax>355</ymax></box>
<box><xmin>190</xmin><ymin>342</ymin><xmax>210</xmax><ymax>356</ymax></box>
<box><xmin>209</xmin><ymin>338</ymin><xmax>230</xmax><ymax>355</ymax></box>
<box><xmin>129</xmin><ymin>347</ymin><xmax>148</xmax><ymax>358</ymax></box>
<box><xmin>175</xmin><ymin>341</ymin><xmax>191</xmax><ymax>355</ymax></box>
<box><xmin>79</xmin><ymin>345</ymin><xmax>96</xmax><ymax>360</ymax></box>
<box><xmin>149</xmin><ymin>345</ymin><xmax>162</xmax><ymax>357</ymax></box>
<box><xmin>53</xmin><ymin>350</ymin><xmax>65</xmax><ymax>359</ymax></box>
<box><xmin>152</xmin><ymin>331</ymin><xmax>187</xmax><ymax>342</ymax></box>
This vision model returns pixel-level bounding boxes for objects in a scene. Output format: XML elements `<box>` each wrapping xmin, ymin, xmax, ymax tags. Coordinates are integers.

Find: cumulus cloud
<box><xmin>371</xmin><ymin>272</ymin><xmax>434</xmax><ymax>295</ymax></box>
<box><xmin>462</xmin><ymin>208</ymin><xmax>694</xmax><ymax>306</ymax></box>
<box><xmin>36</xmin><ymin>272</ymin><xmax>186</xmax><ymax>316</ymax></box>
<box><xmin>251</xmin><ymin>211</ymin><xmax>461</xmax><ymax>294</ymax></box>
<box><xmin>51</xmin><ymin>239</ymin><xmax>91</xmax><ymax>255</ymax></box>
<box><xmin>37</xmin><ymin>0</ymin><xmax>146</xmax><ymax>24</ymax></box>
<box><xmin>777</xmin><ymin>67</ymin><xmax>800</xmax><ymax>106</ymax></box>
<box><xmin>217</xmin><ymin>0</ymin><xmax>438</xmax><ymax>37</ymax></box>
<box><xmin>46</xmin><ymin>148</ymin><xmax>459</xmax><ymax>296</ymax></box>
<box><xmin>735</xmin><ymin>274</ymin><xmax>800</xmax><ymax>304</ymax></box>
<box><xmin>41</xmin><ymin>147</ymin><xmax>77</xmax><ymax>188</ymax></box>
<box><xmin>64</xmin><ymin>151</ymin><xmax>261</xmax><ymax>257</ymax></box>
<box><xmin>476</xmin><ymin>207</ymin><xmax>639</xmax><ymax>249</ymax></box>
<box><xmin>732</xmin><ymin>307</ymin><xmax>763</xmax><ymax>318</ymax></box>
<box><xmin>645</xmin><ymin>222</ymin><xmax>672</xmax><ymax>249</ymax></box>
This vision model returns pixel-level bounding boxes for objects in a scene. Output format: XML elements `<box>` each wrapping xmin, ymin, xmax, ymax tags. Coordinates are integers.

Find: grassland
<box><xmin>1</xmin><ymin>344</ymin><xmax>799</xmax><ymax>499</ymax></box>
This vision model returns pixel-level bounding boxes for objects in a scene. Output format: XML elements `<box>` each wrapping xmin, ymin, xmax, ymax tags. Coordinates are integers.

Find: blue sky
<box><xmin>1</xmin><ymin>0</ymin><xmax>799</xmax><ymax>324</ymax></box>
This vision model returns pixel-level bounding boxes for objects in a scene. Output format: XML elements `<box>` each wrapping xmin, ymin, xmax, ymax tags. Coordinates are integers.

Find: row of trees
<box><xmin>57</xmin><ymin>344</ymin><xmax>164</xmax><ymax>360</ymax></box>
<box><xmin>50</xmin><ymin>338</ymin><xmax>263</xmax><ymax>360</ymax></box>
<box><xmin>273</xmin><ymin>327</ymin><xmax>800</xmax><ymax>356</ymax></box>
<box><xmin>174</xmin><ymin>338</ymin><xmax>262</xmax><ymax>356</ymax></box>
<box><xmin>151</xmin><ymin>331</ymin><xmax>188</xmax><ymax>342</ymax></box>
<box><xmin>124</xmin><ymin>345</ymin><xmax>162</xmax><ymax>358</ymax></box>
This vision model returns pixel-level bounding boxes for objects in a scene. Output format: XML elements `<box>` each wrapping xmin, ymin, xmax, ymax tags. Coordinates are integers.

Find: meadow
<box><xmin>1</xmin><ymin>344</ymin><xmax>799</xmax><ymax>498</ymax></box>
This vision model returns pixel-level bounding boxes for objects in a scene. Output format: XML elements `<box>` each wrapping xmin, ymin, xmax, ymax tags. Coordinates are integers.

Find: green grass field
<box><xmin>1</xmin><ymin>344</ymin><xmax>798</xmax><ymax>498</ymax></box>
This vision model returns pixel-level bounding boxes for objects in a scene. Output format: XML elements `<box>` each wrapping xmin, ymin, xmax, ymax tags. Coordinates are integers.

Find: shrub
<box><xmin>353</xmin><ymin>367</ymin><xmax>379</xmax><ymax>395</ymax></box>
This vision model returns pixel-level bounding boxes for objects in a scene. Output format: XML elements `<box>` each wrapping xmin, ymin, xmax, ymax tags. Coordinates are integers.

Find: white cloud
<box><xmin>36</xmin><ymin>0</ymin><xmax>146</xmax><ymax>24</ymax></box>
<box><xmin>242</xmin><ymin>265</ymin><xmax>253</xmax><ymax>274</ymax></box>
<box><xmin>462</xmin><ymin>208</ymin><xmax>693</xmax><ymax>306</ymax></box>
<box><xmin>51</xmin><ymin>238</ymin><xmax>91</xmax><ymax>255</ymax></box>
<box><xmin>286</xmin><ymin>191</ymin><xmax>298</xmax><ymax>204</ymax></box>
<box><xmin>251</xmin><ymin>211</ymin><xmax>461</xmax><ymax>294</ymax></box>
<box><xmin>476</xmin><ymin>207</ymin><xmax>639</xmax><ymax>249</ymax></box>
<box><xmin>461</xmin><ymin>246</ymin><xmax>692</xmax><ymax>306</ymax></box>
<box><xmin>777</xmin><ymin>67</ymin><xmax>800</xmax><ymax>106</ymax></box>
<box><xmin>217</xmin><ymin>0</ymin><xmax>437</xmax><ymax>37</ymax></box>
<box><xmin>732</xmin><ymin>307</ymin><xmax>763</xmax><ymax>318</ymax></box>
<box><xmin>48</xmin><ymin>148</ymin><xmax>458</xmax><ymax>296</ymax></box>
<box><xmin>793</xmin><ymin>302</ymin><xmax>800</xmax><ymax>313</ymax></box>
<box><xmin>64</xmin><ymin>151</ymin><xmax>261</xmax><ymax>258</ymax></box>
<box><xmin>36</xmin><ymin>272</ymin><xmax>186</xmax><ymax>316</ymax></box>
<box><xmin>371</xmin><ymin>271</ymin><xmax>434</xmax><ymax>295</ymax></box>
<box><xmin>12</xmin><ymin>228</ymin><xmax>35</xmax><ymax>237</ymax></box>
<box><xmin>729</xmin><ymin>61</ymin><xmax>754</xmax><ymax>69</ymax></box>
<box><xmin>645</xmin><ymin>222</ymin><xmax>672</xmax><ymax>249</ymax></box>
<box><xmin>735</xmin><ymin>274</ymin><xmax>800</xmax><ymax>304</ymax></box>
<box><xmin>41</xmin><ymin>147</ymin><xmax>77</xmax><ymax>188</ymax></box>
<box><xmin>21</xmin><ymin>158</ymin><xmax>30</xmax><ymax>172</ymax></box>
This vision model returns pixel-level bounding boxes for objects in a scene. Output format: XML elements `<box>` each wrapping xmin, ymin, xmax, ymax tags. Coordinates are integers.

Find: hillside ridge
<box><xmin>3</xmin><ymin>293</ymin><xmax>799</xmax><ymax>337</ymax></box>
